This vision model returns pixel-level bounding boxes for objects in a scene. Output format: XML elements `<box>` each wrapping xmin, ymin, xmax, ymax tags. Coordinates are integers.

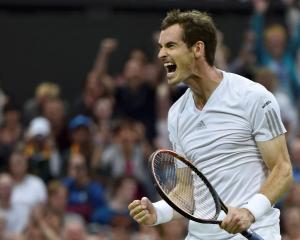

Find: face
<box><xmin>4</xmin><ymin>110</ymin><xmax>20</xmax><ymax>127</ymax></box>
<box><xmin>43</xmin><ymin>100</ymin><xmax>65</xmax><ymax>125</ymax></box>
<box><xmin>68</xmin><ymin>154</ymin><xmax>87</xmax><ymax>180</ymax></box>
<box><xmin>123</xmin><ymin>59</ymin><xmax>144</xmax><ymax>86</ymax></box>
<box><xmin>265</xmin><ymin>32</ymin><xmax>285</xmax><ymax>59</ymax></box>
<box><xmin>94</xmin><ymin>98</ymin><xmax>113</xmax><ymax>120</ymax></box>
<box><xmin>63</xmin><ymin>222</ymin><xmax>86</xmax><ymax>240</ymax></box>
<box><xmin>158</xmin><ymin>24</ymin><xmax>195</xmax><ymax>85</ymax></box>
<box><xmin>9</xmin><ymin>153</ymin><xmax>28</xmax><ymax>178</ymax></box>
<box><xmin>49</xmin><ymin>187</ymin><xmax>67</xmax><ymax>212</ymax></box>
<box><xmin>117</xmin><ymin>126</ymin><xmax>137</xmax><ymax>146</ymax></box>
<box><xmin>71</xmin><ymin>127</ymin><xmax>91</xmax><ymax>145</ymax></box>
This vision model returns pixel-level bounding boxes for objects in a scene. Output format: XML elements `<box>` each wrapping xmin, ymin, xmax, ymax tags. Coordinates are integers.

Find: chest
<box><xmin>176</xmin><ymin>108</ymin><xmax>253</xmax><ymax>163</ymax></box>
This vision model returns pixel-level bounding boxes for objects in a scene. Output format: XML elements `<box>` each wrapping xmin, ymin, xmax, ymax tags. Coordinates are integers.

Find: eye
<box><xmin>166</xmin><ymin>42</ymin><xmax>176</xmax><ymax>49</ymax></box>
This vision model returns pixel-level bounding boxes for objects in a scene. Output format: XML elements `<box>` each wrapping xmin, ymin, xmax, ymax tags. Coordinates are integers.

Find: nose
<box><xmin>158</xmin><ymin>47</ymin><xmax>166</xmax><ymax>60</ymax></box>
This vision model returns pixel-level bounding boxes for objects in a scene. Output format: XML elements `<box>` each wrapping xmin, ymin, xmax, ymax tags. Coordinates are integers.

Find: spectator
<box><xmin>23</xmin><ymin>82</ymin><xmax>61</xmax><ymax>125</ymax></box>
<box><xmin>214</xmin><ymin>29</ymin><xmax>230</xmax><ymax>71</ymax></box>
<box><xmin>114</xmin><ymin>57</ymin><xmax>157</xmax><ymax>142</ymax></box>
<box><xmin>47</xmin><ymin>181</ymin><xmax>68</xmax><ymax>217</ymax></box>
<box><xmin>283</xmin><ymin>0</ymin><xmax>300</xmax><ymax>86</ymax></box>
<box><xmin>229</xmin><ymin>30</ymin><xmax>257</xmax><ymax>79</ymax></box>
<box><xmin>42</xmin><ymin>98</ymin><xmax>70</xmax><ymax>153</ymax></box>
<box><xmin>24</xmin><ymin>117</ymin><xmax>62</xmax><ymax>182</ymax></box>
<box><xmin>63</xmin><ymin>153</ymin><xmax>106</xmax><ymax>221</ymax></box>
<box><xmin>22</xmin><ymin>204</ymin><xmax>61</xmax><ymax>240</ymax></box>
<box><xmin>0</xmin><ymin>173</ymin><xmax>28</xmax><ymax>236</ymax></box>
<box><xmin>91</xmin><ymin>175</ymin><xmax>139</xmax><ymax>227</ymax></box>
<box><xmin>90</xmin><ymin>97</ymin><xmax>115</xmax><ymax>173</ymax></box>
<box><xmin>92</xmin><ymin>97</ymin><xmax>115</xmax><ymax>148</ymax></box>
<box><xmin>21</xmin><ymin>206</ymin><xmax>48</xmax><ymax>240</ymax></box>
<box><xmin>281</xmin><ymin>206</ymin><xmax>300</xmax><ymax>240</ymax></box>
<box><xmin>91</xmin><ymin>38</ymin><xmax>118</xmax><ymax>82</ymax></box>
<box><xmin>9</xmin><ymin>144</ymin><xmax>47</xmax><ymax>225</ymax></box>
<box><xmin>62</xmin><ymin>214</ymin><xmax>88</xmax><ymax>240</ymax></box>
<box><xmin>72</xmin><ymin>72</ymin><xmax>113</xmax><ymax>118</ymax></box>
<box><xmin>251</xmin><ymin>0</ymin><xmax>300</xmax><ymax>103</ymax></box>
<box><xmin>99</xmin><ymin>119</ymin><xmax>151</xmax><ymax>189</ymax></box>
<box><xmin>0</xmin><ymin>102</ymin><xmax>22</xmax><ymax>171</ymax></box>
<box><xmin>64</xmin><ymin>115</ymin><xmax>94</xmax><ymax>172</ymax></box>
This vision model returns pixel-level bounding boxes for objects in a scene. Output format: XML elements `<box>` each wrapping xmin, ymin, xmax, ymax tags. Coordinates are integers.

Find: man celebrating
<box><xmin>128</xmin><ymin>9</ymin><xmax>292</xmax><ymax>239</ymax></box>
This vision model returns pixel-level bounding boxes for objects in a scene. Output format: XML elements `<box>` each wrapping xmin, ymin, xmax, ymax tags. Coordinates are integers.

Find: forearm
<box><xmin>260</xmin><ymin>159</ymin><xmax>293</xmax><ymax>205</ymax></box>
<box><xmin>92</xmin><ymin>50</ymin><xmax>110</xmax><ymax>76</ymax></box>
<box><xmin>286</xmin><ymin>4</ymin><xmax>300</xmax><ymax>36</ymax></box>
<box><xmin>250</xmin><ymin>13</ymin><xmax>265</xmax><ymax>62</ymax></box>
<box><xmin>243</xmin><ymin>159</ymin><xmax>293</xmax><ymax>221</ymax></box>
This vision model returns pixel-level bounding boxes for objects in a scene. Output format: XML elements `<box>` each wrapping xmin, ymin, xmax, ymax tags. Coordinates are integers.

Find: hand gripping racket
<box><xmin>150</xmin><ymin>149</ymin><xmax>264</xmax><ymax>240</ymax></box>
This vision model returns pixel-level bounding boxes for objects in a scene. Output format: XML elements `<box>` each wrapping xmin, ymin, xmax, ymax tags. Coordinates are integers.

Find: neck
<box><xmin>13</xmin><ymin>174</ymin><xmax>25</xmax><ymax>182</ymax></box>
<box><xmin>186</xmin><ymin>65</ymin><xmax>223</xmax><ymax>109</ymax></box>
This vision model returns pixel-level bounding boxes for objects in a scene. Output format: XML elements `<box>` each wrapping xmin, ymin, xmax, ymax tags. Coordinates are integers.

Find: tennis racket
<box><xmin>150</xmin><ymin>149</ymin><xmax>264</xmax><ymax>240</ymax></box>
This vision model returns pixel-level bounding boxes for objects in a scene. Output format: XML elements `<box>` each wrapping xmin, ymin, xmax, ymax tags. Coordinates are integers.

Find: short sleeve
<box><xmin>247</xmin><ymin>86</ymin><xmax>286</xmax><ymax>141</ymax></box>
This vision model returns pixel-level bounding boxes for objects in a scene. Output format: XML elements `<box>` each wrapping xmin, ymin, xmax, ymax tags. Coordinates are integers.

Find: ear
<box><xmin>192</xmin><ymin>41</ymin><xmax>204</xmax><ymax>59</ymax></box>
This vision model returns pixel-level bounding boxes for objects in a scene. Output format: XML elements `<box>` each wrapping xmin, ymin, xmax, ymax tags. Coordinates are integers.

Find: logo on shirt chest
<box><xmin>197</xmin><ymin>120</ymin><xmax>207</xmax><ymax>129</ymax></box>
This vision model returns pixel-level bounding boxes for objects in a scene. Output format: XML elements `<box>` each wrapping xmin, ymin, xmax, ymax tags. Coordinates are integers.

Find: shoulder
<box><xmin>225</xmin><ymin>72</ymin><xmax>273</xmax><ymax>103</ymax></box>
<box><xmin>26</xmin><ymin>175</ymin><xmax>46</xmax><ymax>187</ymax></box>
<box><xmin>225</xmin><ymin>72</ymin><xmax>257</xmax><ymax>93</ymax></box>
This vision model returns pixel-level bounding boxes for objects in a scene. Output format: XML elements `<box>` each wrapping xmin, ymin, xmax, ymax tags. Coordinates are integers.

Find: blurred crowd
<box><xmin>0</xmin><ymin>0</ymin><xmax>300</xmax><ymax>239</ymax></box>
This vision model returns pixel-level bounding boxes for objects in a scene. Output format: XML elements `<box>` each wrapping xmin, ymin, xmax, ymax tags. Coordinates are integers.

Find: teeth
<box><xmin>164</xmin><ymin>63</ymin><xmax>175</xmax><ymax>67</ymax></box>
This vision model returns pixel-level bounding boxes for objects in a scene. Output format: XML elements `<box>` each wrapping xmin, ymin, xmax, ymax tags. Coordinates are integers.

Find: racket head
<box><xmin>150</xmin><ymin>149</ymin><xmax>222</xmax><ymax>224</ymax></box>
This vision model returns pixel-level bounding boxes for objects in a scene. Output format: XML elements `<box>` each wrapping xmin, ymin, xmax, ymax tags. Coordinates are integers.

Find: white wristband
<box><xmin>243</xmin><ymin>193</ymin><xmax>271</xmax><ymax>221</ymax></box>
<box><xmin>152</xmin><ymin>200</ymin><xmax>173</xmax><ymax>225</ymax></box>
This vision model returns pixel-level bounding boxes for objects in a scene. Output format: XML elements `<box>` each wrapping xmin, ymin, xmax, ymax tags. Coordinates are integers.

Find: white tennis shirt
<box><xmin>168</xmin><ymin>71</ymin><xmax>285</xmax><ymax>239</ymax></box>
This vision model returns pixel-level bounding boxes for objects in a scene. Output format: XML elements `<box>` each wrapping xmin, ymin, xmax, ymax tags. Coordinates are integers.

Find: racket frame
<box><xmin>150</xmin><ymin>149</ymin><xmax>222</xmax><ymax>224</ymax></box>
<box><xmin>150</xmin><ymin>149</ymin><xmax>265</xmax><ymax>240</ymax></box>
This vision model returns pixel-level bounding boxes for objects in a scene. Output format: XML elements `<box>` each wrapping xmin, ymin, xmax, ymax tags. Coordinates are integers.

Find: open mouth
<box><xmin>164</xmin><ymin>62</ymin><xmax>177</xmax><ymax>75</ymax></box>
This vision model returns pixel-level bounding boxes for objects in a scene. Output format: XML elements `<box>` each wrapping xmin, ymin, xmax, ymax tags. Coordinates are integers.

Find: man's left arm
<box><xmin>221</xmin><ymin>134</ymin><xmax>293</xmax><ymax>234</ymax></box>
<box><xmin>256</xmin><ymin>134</ymin><xmax>293</xmax><ymax>205</ymax></box>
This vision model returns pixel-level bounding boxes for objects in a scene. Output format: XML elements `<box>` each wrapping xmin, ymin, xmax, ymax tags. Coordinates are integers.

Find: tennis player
<box><xmin>128</xmin><ymin>9</ymin><xmax>293</xmax><ymax>239</ymax></box>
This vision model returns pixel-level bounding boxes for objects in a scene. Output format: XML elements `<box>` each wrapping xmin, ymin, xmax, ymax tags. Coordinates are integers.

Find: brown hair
<box><xmin>161</xmin><ymin>9</ymin><xmax>217</xmax><ymax>66</ymax></box>
<box><xmin>264</xmin><ymin>24</ymin><xmax>287</xmax><ymax>42</ymax></box>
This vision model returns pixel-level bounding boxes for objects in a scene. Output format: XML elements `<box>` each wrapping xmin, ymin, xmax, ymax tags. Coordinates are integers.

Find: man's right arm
<box><xmin>128</xmin><ymin>167</ymin><xmax>192</xmax><ymax>225</ymax></box>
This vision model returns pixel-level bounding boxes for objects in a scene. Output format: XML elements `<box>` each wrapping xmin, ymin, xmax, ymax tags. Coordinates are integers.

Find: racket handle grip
<box><xmin>241</xmin><ymin>229</ymin><xmax>265</xmax><ymax>240</ymax></box>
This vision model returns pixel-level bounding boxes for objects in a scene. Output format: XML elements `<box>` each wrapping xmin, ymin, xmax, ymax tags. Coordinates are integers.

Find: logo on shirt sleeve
<box><xmin>262</xmin><ymin>100</ymin><xmax>272</xmax><ymax>109</ymax></box>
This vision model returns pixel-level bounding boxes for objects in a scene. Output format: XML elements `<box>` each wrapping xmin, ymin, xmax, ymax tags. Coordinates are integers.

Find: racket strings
<box><xmin>153</xmin><ymin>152</ymin><xmax>218</xmax><ymax>220</ymax></box>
